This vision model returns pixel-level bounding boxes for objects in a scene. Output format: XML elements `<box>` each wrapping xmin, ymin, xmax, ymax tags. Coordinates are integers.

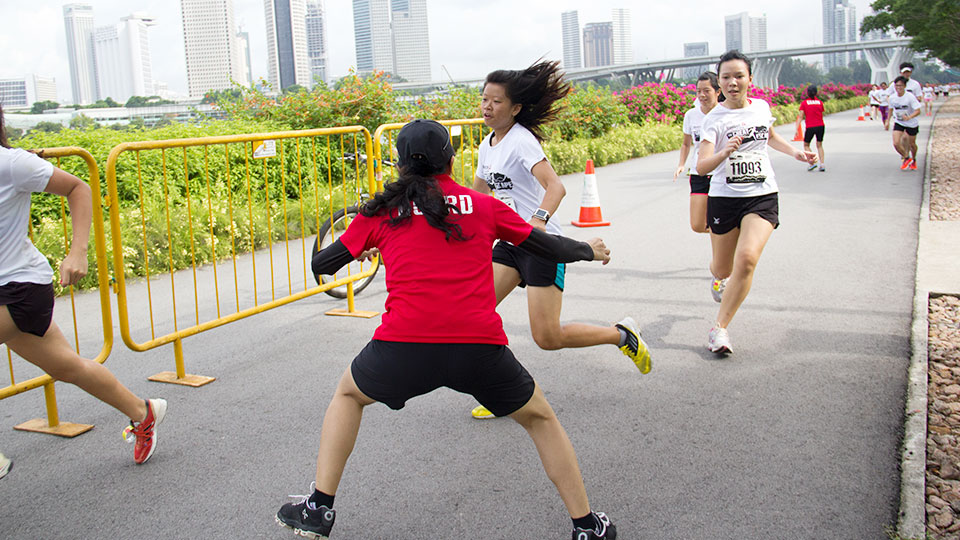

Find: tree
<box><xmin>69</xmin><ymin>114</ymin><xmax>98</xmax><ymax>130</ymax></box>
<box><xmin>861</xmin><ymin>0</ymin><xmax>960</xmax><ymax>66</ymax></box>
<box><xmin>32</xmin><ymin>121</ymin><xmax>63</xmax><ymax>134</ymax></box>
<box><xmin>849</xmin><ymin>60</ymin><xmax>872</xmax><ymax>83</ymax></box>
<box><xmin>125</xmin><ymin>95</ymin><xmax>174</xmax><ymax>108</ymax></box>
<box><xmin>30</xmin><ymin>100</ymin><xmax>60</xmax><ymax>114</ymax></box>
<box><xmin>201</xmin><ymin>88</ymin><xmax>242</xmax><ymax>105</ymax></box>
<box><xmin>779</xmin><ymin>58</ymin><xmax>825</xmax><ymax>87</ymax></box>
<box><xmin>826</xmin><ymin>66</ymin><xmax>855</xmax><ymax>85</ymax></box>
<box><xmin>912</xmin><ymin>60</ymin><xmax>957</xmax><ymax>84</ymax></box>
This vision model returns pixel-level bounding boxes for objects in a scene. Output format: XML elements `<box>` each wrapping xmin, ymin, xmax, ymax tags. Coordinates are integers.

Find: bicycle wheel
<box><xmin>312</xmin><ymin>206</ymin><xmax>380</xmax><ymax>299</ymax></box>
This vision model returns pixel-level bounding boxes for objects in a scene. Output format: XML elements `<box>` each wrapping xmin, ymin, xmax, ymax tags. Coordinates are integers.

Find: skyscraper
<box><xmin>63</xmin><ymin>3</ymin><xmax>97</xmax><ymax>105</ymax></box>
<box><xmin>390</xmin><ymin>0</ymin><xmax>431</xmax><ymax>82</ymax></box>
<box><xmin>180</xmin><ymin>0</ymin><xmax>244</xmax><ymax>98</ymax></box>
<box><xmin>92</xmin><ymin>13</ymin><xmax>156</xmax><ymax>103</ymax></box>
<box><xmin>306</xmin><ymin>0</ymin><xmax>328</xmax><ymax>86</ymax></box>
<box><xmin>683</xmin><ymin>42</ymin><xmax>710</xmax><ymax>80</ymax></box>
<box><xmin>611</xmin><ymin>8</ymin><xmax>633</xmax><ymax>65</ymax></box>
<box><xmin>353</xmin><ymin>0</ymin><xmax>393</xmax><ymax>76</ymax></box>
<box><xmin>823</xmin><ymin>0</ymin><xmax>857</xmax><ymax>69</ymax></box>
<box><xmin>583</xmin><ymin>22</ymin><xmax>613</xmax><ymax>68</ymax></box>
<box><xmin>0</xmin><ymin>75</ymin><xmax>58</xmax><ymax>109</ymax></box>
<box><xmin>265</xmin><ymin>0</ymin><xmax>310</xmax><ymax>91</ymax></box>
<box><xmin>724</xmin><ymin>12</ymin><xmax>766</xmax><ymax>53</ymax></box>
<box><xmin>236</xmin><ymin>29</ymin><xmax>253</xmax><ymax>86</ymax></box>
<box><xmin>561</xmin><ymin>11</ymin><xmax>581</xmax><ymax>70</ymax></box>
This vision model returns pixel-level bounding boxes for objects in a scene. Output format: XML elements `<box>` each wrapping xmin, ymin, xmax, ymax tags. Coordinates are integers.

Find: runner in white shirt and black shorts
<box><xmin>470</xmin><ymin>61</ymin><xmax>651</xmax><ymax>419</ymax></box>
<box><xmin>696</xmin><ymin>51</ymin><xmax>817</xmax><ymax>354</ymax></box>
<box><xmin>890</xmin><ymin>75</ymin><xmax>923</xmax><ymax>171</ymax></box>
<box><xmin>674</xmin><ymin>71</ymin><xmax>721</xmax><ymax>234</ymax></box>
<box><xmin>0</xmin><ymin>104</ymin><xmax>166</xmax><ymax>471</ymax></box>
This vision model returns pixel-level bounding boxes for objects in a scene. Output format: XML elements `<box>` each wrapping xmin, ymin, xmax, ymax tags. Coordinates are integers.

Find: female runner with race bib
<box><xmin>696</xmin><ymin>51</ymin><xmax>817</xmax><ymax>354</ymax></box>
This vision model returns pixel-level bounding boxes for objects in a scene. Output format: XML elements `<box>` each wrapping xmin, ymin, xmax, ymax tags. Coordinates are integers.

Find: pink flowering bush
<box><xmin>614</xmin><ymin>82</ymin><xmax>697</xmax><ymax>126</ymax></box>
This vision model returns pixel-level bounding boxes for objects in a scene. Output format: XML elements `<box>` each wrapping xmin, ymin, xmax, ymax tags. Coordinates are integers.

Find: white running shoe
<box><xmin>707</xmin><ymin>327</ymin><xmax>732</xmax><ymax>354</ymax></box>
<box><xmin>0</xmin><ymin>452</ymin><xmax>11</xmax><ymax>479</ymax></box>
<box><xmin>711</xmin><ymin>278</ymin><xmax>727</xmax><ymax>303</ymax></box>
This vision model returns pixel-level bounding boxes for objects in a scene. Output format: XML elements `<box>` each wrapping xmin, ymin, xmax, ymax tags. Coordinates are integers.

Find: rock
<box><xmin>943</xmin><ymin>462</ymin><xmax>960</xmax><ymax>481</ymax></box>
<box><xmin>944</xmin><ymin>385</ymin><xmax>960</xmax><ymax>395</ymax></box>
<box><xmin>931</xmin><ymin>495</ymin><xmax>949</xmax><ymax>509</ymax></box>
<box><xmin>936</xmin><ymin>400</ymin><xmax>953</xmax><ymax>414</ymax></box>
<box><xmin>936</xmin><ymin>510</ymin><xmax>953</xmax><ymax>529</ymax></box>
<box><xmin>944</xmin><ymin>491</ymin><xmax>960</xmax><ymax>513</ymax></box>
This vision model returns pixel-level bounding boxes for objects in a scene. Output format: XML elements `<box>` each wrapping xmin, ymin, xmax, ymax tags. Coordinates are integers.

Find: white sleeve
<box><xmin>701</xmin><ymin>114</ymin><xmax>720</xmax><ymax>145</ymax></box>
<box><xmin>682</xmin><ymin>110</ymin><xmax>692</xmax><ymax>135</ymax></box>
<box><xmin>10</xmin><ymin>149</ymin><xmax>54</xmax><ymax>193</ymax></box>
<box><xmin>517</xmin><ymin>132</ymin><xmax>548</xmax><ymax>173</ymax></box>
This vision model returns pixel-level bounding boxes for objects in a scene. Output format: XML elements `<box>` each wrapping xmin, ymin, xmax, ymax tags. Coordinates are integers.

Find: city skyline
<box><xmin>4</xmin><ymin>0</ymin><xmax>884</xmax><ymax>104</ymax></box>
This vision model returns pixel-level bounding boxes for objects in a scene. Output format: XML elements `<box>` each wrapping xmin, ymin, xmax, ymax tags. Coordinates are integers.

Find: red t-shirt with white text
<box><xmin>339</xmin><ymin>175</ymin><xmax>532</xmax><ymax>344</ymax></box>
<box><xmin>799</xmin><ymin>99</ymin><xmax>825</xmax><ymax>128</ymax></box>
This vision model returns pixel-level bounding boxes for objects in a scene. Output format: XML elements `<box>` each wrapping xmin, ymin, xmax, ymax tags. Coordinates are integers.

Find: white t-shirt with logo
<box><xmin>869</xmin><ymin>89</ymin><xmax>881</xmax><ymax>105</ymax></box>
<box><xmin>889</xmin><ymin>92</ymin><xmax>922</xmax><ymax>128</ymax></box>
<box><xmin>701</xmin><ymin>99</ymin><xmax>779</xmax><ymax>198</ymax></box>
<box><xmin>682</xmin><ymin>104</ymin><xmax>714</xmax><ymax>175</ymax></box>
<box><xmin>886</xmin><ymin>79</ymin><xmax>922</xmax><ymax>101</ymax></box>
<box><xmin>0</xmin><ymin>147</ymin><xmax>55</xmax><ymax>286</ymax></box>
<box><xmin>477</xmin><ymin>123</ymin><xmax>562</xmax><ymax>235</ymax></box>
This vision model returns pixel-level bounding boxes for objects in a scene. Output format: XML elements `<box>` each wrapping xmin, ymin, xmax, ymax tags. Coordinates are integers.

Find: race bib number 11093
<box><xmin>727</xmin><ymin>151</ymin><xmax>770</xmax><ymax>184</ymax></box>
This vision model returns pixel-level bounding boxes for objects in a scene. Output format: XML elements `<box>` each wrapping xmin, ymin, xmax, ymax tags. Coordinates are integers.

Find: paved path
<box><xmin>1</xmin><ymin>106</ymin><xmax>931</xmax><ymax>539</ymax></box>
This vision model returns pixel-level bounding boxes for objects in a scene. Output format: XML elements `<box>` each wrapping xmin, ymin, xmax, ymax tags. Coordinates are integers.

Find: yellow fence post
<box><xmin>3</xmin><ymin>147</ymin><xmax>112</xmax><ymax>438</ymax></box>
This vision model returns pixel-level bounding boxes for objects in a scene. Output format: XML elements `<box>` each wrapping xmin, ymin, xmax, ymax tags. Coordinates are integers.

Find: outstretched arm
<box><xmin>43</xmin><ymin>168</ymin><xmax>92</xmax><ymax>286</ymax></box>
<box><xmin>517</xmin><ymin>229</ymin><xmax>610</xmax><ymax>265</ymax></box>
<box><xmin>312</xmin><ymin>240</ymin><xmax>357</xmax><ymax>276</ymax></box>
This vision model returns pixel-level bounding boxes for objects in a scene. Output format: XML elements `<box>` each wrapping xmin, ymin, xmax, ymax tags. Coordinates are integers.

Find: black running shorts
<box><xmin>0</xmin><ymin>282</ymin><xmax>55</xmax><ymax>337</ymax></box>
<box><xmin>689</xmin><ymin>175</ymin><xmax>710</xmax><ymax>195</ymax></box>
<box><xmin>893</xmin><ymin>123</ymin><xmax>919</xmax><ymax>136</ymax></box>
<box><xmin>804</xmin><ymin>126</ymin><xmax>825</xmax><ymax>144</ymax></box>
<box><xmin>492</xmin><ymin>241</ymin><xmax>565</xmax><ymax>290</ymax></box>
<box><xmin>707</xmin><ymin>193</ymin><xmax>780</xmax><ymax>235</ymax></box>
<box><xmin>350</xmin><ymin>340</ymin><xmax>536</xmax><ymax>417</ymax></box>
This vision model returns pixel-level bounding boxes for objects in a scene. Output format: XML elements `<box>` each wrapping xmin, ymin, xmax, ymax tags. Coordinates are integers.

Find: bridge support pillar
<box><xmin>865</xmin><ymin>46</ymin><xmax>915</xmax><ymax>84</ymax></box>
<box><xmin>753</xmin><ymin>57</ymin><xmax>785</xmax><ymax>89</ymax></box>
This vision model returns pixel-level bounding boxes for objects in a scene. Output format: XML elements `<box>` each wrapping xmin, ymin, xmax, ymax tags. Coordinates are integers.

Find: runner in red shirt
<box><xmin>798</xmin><ymin>85</ymin><xmax>826</xmax><ymax>172</ymax></box>
<box><xmin>275</xmin><ymin>120</ymin><xmax>617</xmax><ymax>540</ymax></box>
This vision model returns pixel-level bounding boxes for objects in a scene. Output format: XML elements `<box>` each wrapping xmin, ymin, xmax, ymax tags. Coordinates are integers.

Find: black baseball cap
<box><xmin>395</xmin><ymin>119</ymin><xmax>454</xmax><ymax>169</ymax></box>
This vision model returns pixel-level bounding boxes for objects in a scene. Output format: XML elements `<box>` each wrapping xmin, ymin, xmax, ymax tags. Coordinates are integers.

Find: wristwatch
<box><xmin>532</xmin><ymin>208</ymin><xmax>551</xmax><ymax>223</ymax></box>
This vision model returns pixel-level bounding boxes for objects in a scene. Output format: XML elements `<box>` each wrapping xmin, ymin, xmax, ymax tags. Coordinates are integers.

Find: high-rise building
<box><xmin>724</xmin><ymin>12</ymin><xmax>766</xmax><ymax>53</ymax></box>
<box><xmin>611</xmin><ymin>8</ymin><xmax>633</xmax><ymax>65</ymax></box>
<box><xmin>180</xmin><ymin>0</ymin><xmax>244</xmax><ymax>98</ymax></box>
<box><xmin>306</xmin><ymin>0</ymin><xmax>328</xmax><ymax>86</ymax></box>
<box><xmin>63</xmin><ymin>3</ymin><xmax>97</xmax><ymax>105</ymax></box>
<box><xmin>823</xmin><ymin>0</ymin><xmax>857</xmax><ymax>69</ymax></box>
<box><xmin>0</xmin><ymin>75</ymin><xmax>58</xmax><ymax>109</ymax></box>
<box><xmin>353</xmin><ymin>0</ymin><xmax>393</xmax><ymax>76</ymax></box>
<box><xmin>92</xmin><ymin>13</ymin><xmax>156</xmax><ymax>104</ymax></box>
<box><xmin>265</xmin><ymin>0</ymin><xmax>311</xmax><ymax>91</ymax></box>
<box><xmin>583</xmin><ymin>22</ymin><xmax>613</xmax><ymax>68</ymax></box>
<box><xmin>561</xmin><ymin>11</ymin><xmax>581</xmax><ymax>70</ymax></box>
<box><xmin>683</xmin><ymin>42</ymin><xmax>710</xmax><ymax>80</ymax></box>
<box><xmin>390</xmin><ymin>0</ymin><xmax>431</xmax><ymax>82</ymax></box>
<box><xmin>236</xmin><ymin>29</ymin><xmax>253</xmax><ymax>86</ymax></box>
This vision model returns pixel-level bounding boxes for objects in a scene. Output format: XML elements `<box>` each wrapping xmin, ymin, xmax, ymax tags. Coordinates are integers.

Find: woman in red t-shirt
<box><xmin>275</xmin><ymin>120</ymin><xmax>618</xmax><ymax>540</ymax></box>
<box><xmin>798</xmin><ymin>86</ymin><xmax>826</xmax><ymax>172</ymax></box>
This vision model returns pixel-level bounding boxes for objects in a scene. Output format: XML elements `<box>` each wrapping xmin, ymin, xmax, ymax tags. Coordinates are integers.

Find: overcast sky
<box><xmin>0</xmin><ymin>0</ymin><xmax>880</xmax><ymax>103</ymax></box>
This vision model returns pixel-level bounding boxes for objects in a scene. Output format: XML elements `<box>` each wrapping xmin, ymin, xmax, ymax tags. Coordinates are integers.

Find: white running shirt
<box><xmin>682</xmin><ymin>104</ymin><xmax>714</xmax><ymax>175</ymax></box>
<box><xmin>476</xmin><ymin>123</ymin><xmax>562</xmax><ymax>235</ymax></box>
<box><xmin>886</xmin><ymin>79</ymin><xmax>922</xmax><ymax>101</ymax></box>
<box><xmin>889</xmin><ymin>92</ymin><xmax>922</xmax><ymax>128</ymax></box>
<box><xmin>701</xmin><ymin>99</ymin><xmax>779</xmax><ymax>198</ymax></box>
<box><xmin>869</xmin><ymin>89</ymin><xmax>881</xmax><ymax>106</ymax></box>
<box><xmin>0</xmin><ymin>147</ymin><xmax>55</xmax><ymax>286</ymax></box>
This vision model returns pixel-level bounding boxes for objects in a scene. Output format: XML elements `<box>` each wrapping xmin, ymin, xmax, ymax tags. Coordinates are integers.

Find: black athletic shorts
<box><xmin>804</xmin><ymin>125</ymin><xmax>825</xmax><ymax>144</ymax></box>
<box><xmin>0</xmin><ymin>282</ymin><xmax>55</xmax><ymax>337</ymax></box>
<box><xmin>707</xmin><ymin>193</ymin><xmax>780</xmax><ymax>235</ymax></box>
<box><xmin>689</xmin><ymin>175</ymin><xmax>711</xmax><ymax>195</ymax></box>
<box><xmin>492</xmin><ymin>241</ymin><xmax>565</xmax><ymax>290</ymax></box>
<box><xmin>893</xmin><ymin>123</ymin><xmax>920</xmax><ymax>136</ymax></box>
<box><xmin>350</xmin><ymin>340</ymin><xmax>536</xmax><ymax>417</ymax></box>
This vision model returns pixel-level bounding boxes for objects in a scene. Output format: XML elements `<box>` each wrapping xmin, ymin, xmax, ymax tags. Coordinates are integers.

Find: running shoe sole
<box><xmin>276</xmin><ymin>516</ymin><xmax>329</xmax><ymax>539</ymax></box>
<box><xmin>616</xmin><ymin>317</ymin><xmax>652</xmax><ymax>374</ymax></box>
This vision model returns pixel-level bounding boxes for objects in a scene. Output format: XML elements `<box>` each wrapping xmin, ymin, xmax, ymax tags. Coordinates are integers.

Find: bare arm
<box><xmin>472</xmin><ymin>176</ymin><xmax>491</xmax><ymax>194</ymax></box>
<box><xmin>697</xmin><ymin>138</ymin><xmax>739</xmax><ymax>176</ymax></box>
<box><xmin>43</xmin><ymin>168</ymin><xmax>92</xmax><ymax>286</ymax></box>
<box><xmin>530</xmin><ymin>159</ymin><xmax>565</xmax><ymax>231</ymax></box>
<box><xmin>675</xmin><ymin>134</ymin><xmax>693</xmax><ymax>181</ymax></box>
<box><xmin>768</xmin><ymin>129</ymin><xmax>817</xmax><ymax>163</ymax></box>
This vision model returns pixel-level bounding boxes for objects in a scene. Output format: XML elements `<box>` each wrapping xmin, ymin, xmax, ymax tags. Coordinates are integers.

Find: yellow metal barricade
<box><xmin>104</xmin><ymin>127</ymin><xmax>380</xmax><ymax>386</ymax></box>
<box><xmin>373</xmin><ymin>119</ymin><xmax>487</xmax><ymax>189</ymax></box>
<box><xmin>1</xmin><ymin>147</ymin><xmax>113</xmax><ymax>437</ymax></box>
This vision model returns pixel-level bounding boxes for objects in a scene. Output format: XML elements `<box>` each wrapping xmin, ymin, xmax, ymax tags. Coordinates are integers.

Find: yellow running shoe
<box><xmin>616</xmin><ymin>317</ymin><xmax>652</xmax><ymax>374</ymax></box>
<box><xmin>470</xmin><ymin>405</ymin><xmax>496</xmax><ymax>419</ymax></box>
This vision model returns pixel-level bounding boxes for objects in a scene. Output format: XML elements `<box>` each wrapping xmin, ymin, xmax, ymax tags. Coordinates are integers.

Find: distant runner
<box><xmin>798</xmin><ymin>85</ymin><xmax>826</xmax><ymax>172</ymax></box>
<box><xmin>674</xmin><ymin>71</ymin><xmax>721</xmax><ymax>233</ymax></box>
<box><xmin>889</xmin><ymin>76</ymin><xmax>922</xmax><ymax>171</ymax></box>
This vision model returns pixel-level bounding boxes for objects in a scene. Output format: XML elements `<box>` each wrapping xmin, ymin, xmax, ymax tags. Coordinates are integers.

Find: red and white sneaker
<box><xmin>909</xmin><ymin>159</ymin><xmax>918</xmax><ymax>170</ymax></box>
<box><xmin>123</xmin><ymin>399</ymin><xmax>167</xmax><ymax>464</ymax></box>
<box><xmin>900</xmin><ymin>158</ymin><xmax>910</xmax><ymax>171</ymax></box>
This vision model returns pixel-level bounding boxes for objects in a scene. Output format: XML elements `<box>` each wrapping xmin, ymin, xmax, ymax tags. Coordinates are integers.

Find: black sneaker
<box><xmin>276</xmin><ymin>486</ymin><xmax>336</xmax><ymax>539</ymax></box>
<box><xmin>572</xmin><ymin>512</ymin><xmax>616</xmax><ymax>540</ymax></box>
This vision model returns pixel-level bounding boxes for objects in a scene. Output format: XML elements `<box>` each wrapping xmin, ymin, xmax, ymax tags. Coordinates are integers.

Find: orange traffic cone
<box><xmin>856</xmin><ymin>106</ymin><xmax>865</xmax><ymax>121</ymax></box>
<box><xmin>571</xmin><ymin>160</ymin><xmax>611</xmax><ymax>227</ymax></box>
<box><xmin>864</xmin><ymin>108</ymin><xmax>871</xmax><ymax>117</ymax></box>
<box><xmin>792</xmin><ymin>117</ymin><xmax>804</xmax><ymax>142</ymax></box>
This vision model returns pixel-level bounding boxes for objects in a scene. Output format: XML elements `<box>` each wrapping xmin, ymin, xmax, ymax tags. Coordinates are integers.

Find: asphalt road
<box><xmin>1</xmin><ymin>107</ymin><xmax>928</xmax><ymax>539</ymax></box>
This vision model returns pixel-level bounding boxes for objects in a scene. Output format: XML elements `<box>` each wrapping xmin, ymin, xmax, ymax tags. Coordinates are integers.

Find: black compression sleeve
<box><xmin>311</xmin><ymin>240</ymin><xmax>355</xmax><ymax>275</ymax></box>
<box><xmin>516</xmin><ymin>228</ymin><xmax>594</xmax><ymax>263</ymax></box>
